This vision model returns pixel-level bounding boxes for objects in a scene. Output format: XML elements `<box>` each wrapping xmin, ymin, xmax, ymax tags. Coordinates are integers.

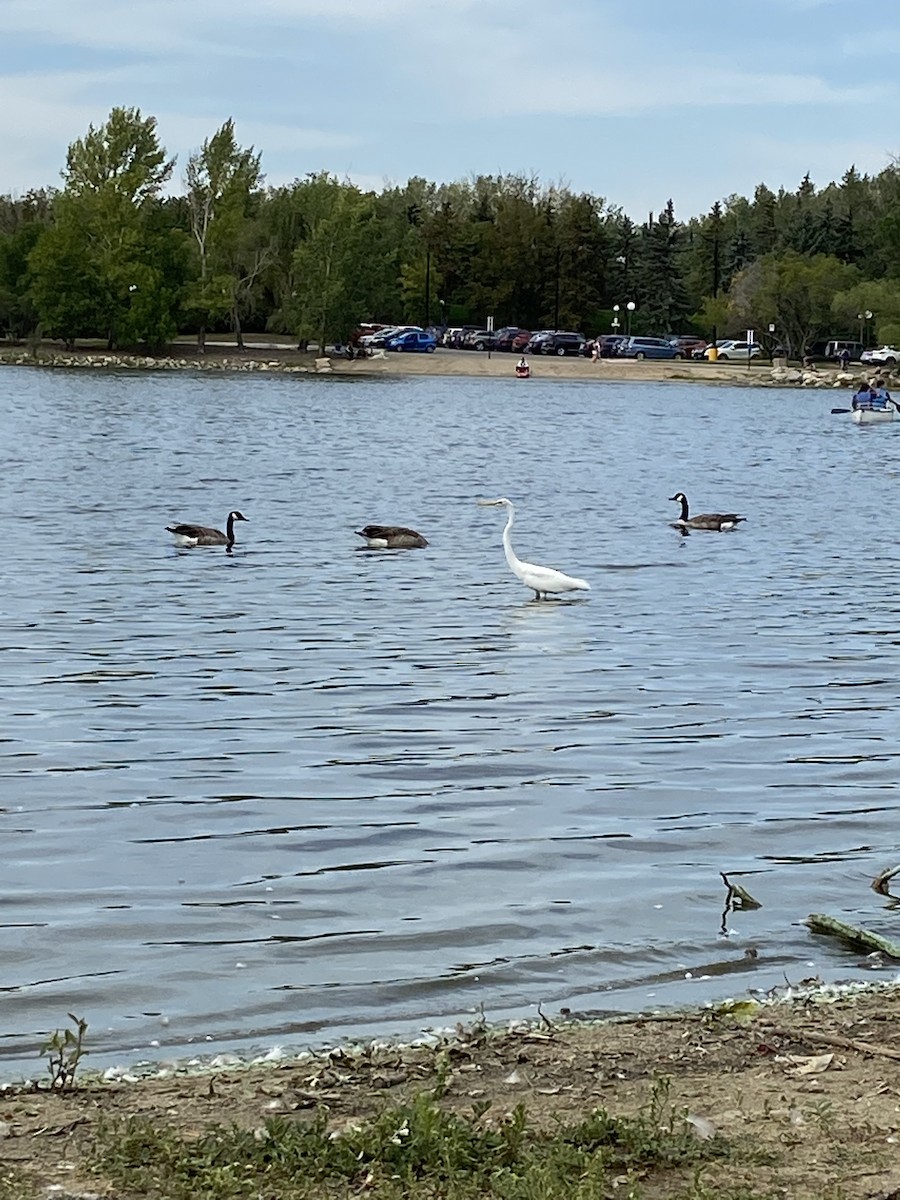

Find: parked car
<box><xmin>824</xmin><ymin>339</ymin><xmax>865</xmax><ymax>361</ymax></box>
<box><xmin>709</xmin><ymin>340</ymin><xmax>761</xmax><ymax>361</ymax></box>
<box><xmin>462</xmin><ymin>329</ymin><xmax>493</xmax><ymax>350</ymax></box>
<box><xmin>514</xmin><ymin>329</ymin><xmax>544</xmax><ymax>353</ymax></box>
<box><xmin>352</xmin><ymin>322</ymin><xmax>387</xmax><ymax>343</ymax></box>
<box><xmin>861</xmin><ymin>345</ymin><xmax>900</xmax><ymax>365</ymax></box>
<box><xmin>359</xmin><ymin>325</ymin><xmax>400</xmax><ymax>347</ymax></box>
<box><xmin>539</xmin><ymin>331</ymin><xmax>586</xmax><ymax>356</ymax></box>
<box><xmin>385</xmin><ymin>330</ymin><xmax>437</xmax><ymax>353</ymax></box>
<box><xmin>669</xmin><ymin>335</ymin><xmax>707</xmax><ymax>358</ymax></box>
<box><xmin>590</xmin><ymin>334</ymin><xmax>628</xmax><ymax>358</ymax></box>
<box><xmin>620</xmin><ymin>336</ymin><xmax>684</xmax><ymax>360</ymax></box>
<box><xmin>360</xmin><ymin>324</ymin><xmax>422</xmax><ymax>347</ymax></box>
<box><xmin>492</xmin><ymin>327</ymin><xmax>527</xmax><ymax>352</ymax></box>
<box><xmin>442</xmin><ymin>326</ymin><xmax>481</xmax><ymax>348</ymax></box>
<box><xmin>692</xmin><ymin>339</ymin><xmax>727</xmax><ymax>359</ymax></box>
<box><xmin>455</xmin><ymin>325</ymin><xmax>484</xmax><ymax>347</ymax></box>
<box><xmin>523</xmin><ymin>331</ymin><xmax>553</xmax><ymax>354</ymax></box>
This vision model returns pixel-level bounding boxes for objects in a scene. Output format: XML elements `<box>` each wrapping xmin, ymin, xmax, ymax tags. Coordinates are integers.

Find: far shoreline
<box><xmin>0</xmin><ymin>340</ymin><xmax>866</xmax><ymax>390</ymax></box>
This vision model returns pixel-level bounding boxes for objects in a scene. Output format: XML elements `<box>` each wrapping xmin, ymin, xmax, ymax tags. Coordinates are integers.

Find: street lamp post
<box><xmin>857</xmin><ymin>309</ymin><xmax>873</xmax><ymax>348</ymax></box>
<box><xmin>424</xmin><ymin>249</ymin><xmax>431</xmax><ymax>329</ymax></box>
<box><xmin>553</xmin><ymin>246</ymin><xmax>562</xmax><ymax>331</ymax></box>
<box><xmin>611</xmin><ymin>304</ymin><xmax>620</xmax><ymax>334</ymax></box>
<box><xmin>626</xmin><ymin>300</ymin><xmax>636</xmax><ymax>337</ymax></box>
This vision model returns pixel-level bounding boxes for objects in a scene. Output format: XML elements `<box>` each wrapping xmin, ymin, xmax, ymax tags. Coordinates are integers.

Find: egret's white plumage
<box><xmin>477</xmin><ymin>497</ymin><xmax>590</xmax><ymax>599</ymax></box>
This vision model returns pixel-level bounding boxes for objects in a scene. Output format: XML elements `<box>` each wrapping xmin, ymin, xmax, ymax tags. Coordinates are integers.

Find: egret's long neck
<box><xmin>501</xmin><ymin>506</ymin><xmax>522</xmax><ymax>577</ymax></box>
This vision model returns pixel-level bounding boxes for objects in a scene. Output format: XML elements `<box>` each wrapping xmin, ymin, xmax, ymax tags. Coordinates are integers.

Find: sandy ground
<box><xmin>331</xmin><ymin>348</ymin><xmax>797</xmax><ymax>386</ymax></box>
<box><xmin>2</xmin><ymin>984</ymin><xmax>899</xmax><ymax>1198</ymax></box>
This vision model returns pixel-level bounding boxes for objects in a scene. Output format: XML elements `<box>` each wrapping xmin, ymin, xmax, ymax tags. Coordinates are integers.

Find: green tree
<box><xmin>728</xmin><ymin>251</ymin><xmax>860</xmax><ymax>356</ymax></box>
<box><xmin>27</xmin><ymin>221</ymin><xmax>103</xmax><ymax>347</ymax></box>
<box><xmin>831</xmin><ymin>278</ymin><xmax>900</xmax><ymax>347</ymax></box>
<box><xmin>28</xmin><ymin>107</ymin><xmax>181</xmax><ymax>350</ymax></box>
<box><xmin>184</xmin><ymin>119</ymin><xmax>264</xmax><ymax>350</ymax></box>
<box><xmin>749</xmin><ymin>184</ymin><xmax>778</xmax><ymax>257</ymax></box>
<box><xmin>633</xmin><ymin>200</ymin><xmax>691</xmax><ymax>332</ymax></box>
<box><xmin>0</xmin><ymin>193</ymin><xmax>51</xmax><ymax>338</ymax></box>
<box><xmin>291</xmin><ymin>173</ymin><xmax>380</xmax><ymax>349</ymax></box>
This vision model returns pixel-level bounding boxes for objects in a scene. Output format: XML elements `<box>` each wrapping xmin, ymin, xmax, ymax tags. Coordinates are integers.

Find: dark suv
<box><xmin>583</xmin><ymin>334</ymin><xmax>627</xmax><ymax>358</ymax></box>
<box><xmin>540</xmin><ymin>331</ymin><xmax>586</xmax><ymax>356</ymax></box>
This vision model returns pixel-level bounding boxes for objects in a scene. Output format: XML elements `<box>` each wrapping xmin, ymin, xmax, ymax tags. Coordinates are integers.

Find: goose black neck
<box><xmin>677</xmin><ymin>496</ymin><xmax>689</xmax><ymax>521</ymax></box>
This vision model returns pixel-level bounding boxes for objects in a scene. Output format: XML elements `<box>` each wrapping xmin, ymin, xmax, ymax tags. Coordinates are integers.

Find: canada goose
<box><xmin>669</xmin><ymin>493</ymin><xmax>745</xmax><ymax>532</ymax></box>
<box><xmin>166</xmin><ymin>510</ymin><xmax>249</xmax><ymax>547</ymax></box>
<box><xmin>355</xmin><ymin>524</ymin><xmax>428</xmax><ymax>549</ymax></box>
<box><xmin>477</xmin><ymin>497</ymin><xmax>590</xmax><ymax>599</ymax></box>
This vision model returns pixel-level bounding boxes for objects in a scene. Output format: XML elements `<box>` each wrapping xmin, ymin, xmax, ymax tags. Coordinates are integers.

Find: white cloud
<box><xmin>2</xmin><ymin>0</ymin><xmax>899</xmax><ymax>217</ymax></box>
<box><xmin>2</xmin><ymin>0</ymin><xmax>487</xmax><ymax>55</ymax></box>
<box><xmin>392</xmin><ymin>17</ymin><xmax>894</xmax><ymax>119</ymax></box>
<box><xmin>731</xmin><ymin>132</ymin><xmax>899</xmax><ymax>188</ymax></box>
<box><xmin>0</xmin><ymin>65</ymin><xmax>361</xmax><ymax>193</ymax></box>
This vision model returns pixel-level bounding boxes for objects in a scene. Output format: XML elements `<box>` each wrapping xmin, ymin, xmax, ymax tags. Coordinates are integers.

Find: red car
<box><xmin>513</xmin><ymin>329</ymin><xmax>540</xmax><ymax>353</ymax></box>
<box><xmin>668</xmin><ymin>336</ymin><xmax>707</xmax><ymax>358</ymax></box>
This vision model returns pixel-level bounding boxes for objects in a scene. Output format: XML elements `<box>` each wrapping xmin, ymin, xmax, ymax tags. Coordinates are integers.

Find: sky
<box><xmin>2</xmin><ymin>0</ymin><xmax>899</xmax><ymax>222</ymax></box>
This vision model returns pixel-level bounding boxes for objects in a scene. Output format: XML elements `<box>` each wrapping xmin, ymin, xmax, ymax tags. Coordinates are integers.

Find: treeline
<box><xmin>3</xmin><ymin>106</ymin><xmax>900</xmax><ymax>356</ymax></box>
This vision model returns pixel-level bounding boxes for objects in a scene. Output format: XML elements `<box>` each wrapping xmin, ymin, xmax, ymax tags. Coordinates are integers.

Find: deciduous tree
<box><xmin>29</xmin><ymin>108</ymin><xmax>181</xmax><ymax>350</ymax></box>
<box><xmin>185</xmin><ymin>119</ymin><xmax>264</xmax><ymax>350</ymax></box>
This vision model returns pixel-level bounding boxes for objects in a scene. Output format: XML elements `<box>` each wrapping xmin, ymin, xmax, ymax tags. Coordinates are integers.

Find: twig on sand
<box><xmin>764</xmin><ymin>1024</ymin><xmax>900</xmax><ymax>1062</ymax></box>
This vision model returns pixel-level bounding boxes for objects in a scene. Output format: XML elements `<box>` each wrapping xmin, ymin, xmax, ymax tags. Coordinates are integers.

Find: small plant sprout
<box><xmin>41</xmin><ymin>1012</ymin><xmax>88</xmax><ymax>1090</ymax></box>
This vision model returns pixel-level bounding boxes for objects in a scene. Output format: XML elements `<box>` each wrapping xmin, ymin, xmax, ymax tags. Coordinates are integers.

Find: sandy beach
<box><xmin>331</xmin><ymin>348</ymin><xmax>815</xmax><ymax>387</ymax></box>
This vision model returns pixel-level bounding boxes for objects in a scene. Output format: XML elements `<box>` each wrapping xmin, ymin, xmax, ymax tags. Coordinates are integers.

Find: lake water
<box><xmin>1</xmin><ymin>364</ymin><xmax>898</xmax><ymax>1078</ymax></box>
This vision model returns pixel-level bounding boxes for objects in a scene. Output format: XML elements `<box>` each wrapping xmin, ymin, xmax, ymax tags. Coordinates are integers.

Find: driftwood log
<box><xmin>805</xmin><ymin>913</ymin><xmax>900</xmax><ymax>959</ymax></box>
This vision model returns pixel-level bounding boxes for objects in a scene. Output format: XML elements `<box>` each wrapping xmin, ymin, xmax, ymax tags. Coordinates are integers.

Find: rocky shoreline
<box><xmin>0</xmin><ymin>344</ymin><xmax>884</xmax><ymax>389</ymax></box>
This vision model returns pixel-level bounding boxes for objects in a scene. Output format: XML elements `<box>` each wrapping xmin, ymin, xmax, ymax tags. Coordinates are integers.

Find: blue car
<box><xmin>385</xmin><ymin>331</ymin><xmax>437</xmax><ymax>353</ymax></box>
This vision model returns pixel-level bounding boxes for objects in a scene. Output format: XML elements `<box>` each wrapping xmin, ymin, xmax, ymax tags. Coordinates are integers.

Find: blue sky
<box><xmin>2</xmin><ymin>0</ymin><xmax>898</xmax><ymax>222</ymax></box>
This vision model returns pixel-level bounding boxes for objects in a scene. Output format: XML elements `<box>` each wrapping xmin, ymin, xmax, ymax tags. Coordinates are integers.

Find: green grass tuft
<box><xmin>91</xmin><ymin>1080</ymin><xmax>744</xmax><ymax>1200</ymax></box>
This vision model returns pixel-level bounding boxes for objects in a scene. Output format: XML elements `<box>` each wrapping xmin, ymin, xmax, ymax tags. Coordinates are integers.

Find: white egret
<box><xmin>166</xmin><ymin>510</ymin><xmax>249</xmax><ymax>547</ymax></box>
<box><xmin>669</xmin><ymin>493</ymin><xmax>745</xmax><ymax>532</ymax></box>
<box><xmin>355</xmin><ymin>525</ymin><xmax>428</xmax><ymax>549</ymax></box>
<box><xmin>477</xmin><ymin>497</ymin><xmax>590</xmax><ymax>599</ymax></box>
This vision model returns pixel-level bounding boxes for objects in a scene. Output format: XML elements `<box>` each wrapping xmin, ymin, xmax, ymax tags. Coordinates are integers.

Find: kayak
<box><xmin>851</xmin><ymin>407</ymin><xmax>894</xmax><ymax>424</ymax></box>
